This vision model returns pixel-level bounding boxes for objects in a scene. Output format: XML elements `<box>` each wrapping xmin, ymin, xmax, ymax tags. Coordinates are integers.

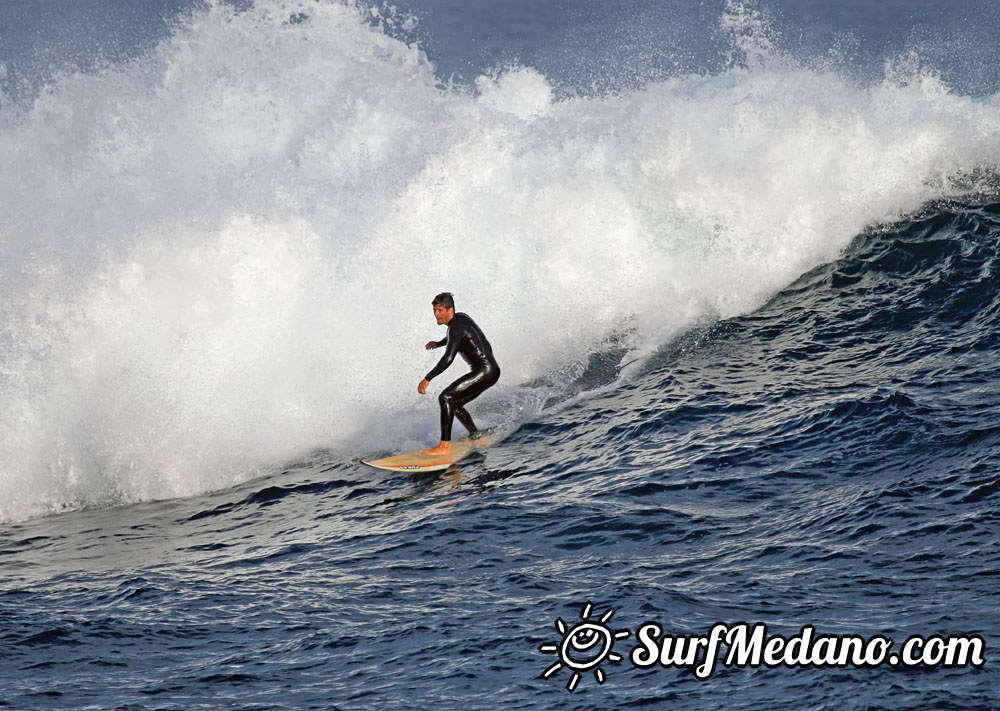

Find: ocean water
<box><xmin>1</xmin><ymin>0</ymin><xmax>999</xmax><ymax>708</ymax></box>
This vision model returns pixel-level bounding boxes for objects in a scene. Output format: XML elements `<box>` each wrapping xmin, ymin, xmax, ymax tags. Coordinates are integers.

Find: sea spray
<box><xmin>2</xmin><ymin>0</ymin><xmax>1000</xmax><ymax>521</ymax></box>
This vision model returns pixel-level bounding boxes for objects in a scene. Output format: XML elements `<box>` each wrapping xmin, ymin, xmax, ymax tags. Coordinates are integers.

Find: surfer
<box><xmin>418</xmin><ymin>292</ymin><xmax>500</xmax><ymax>456</ymax></box>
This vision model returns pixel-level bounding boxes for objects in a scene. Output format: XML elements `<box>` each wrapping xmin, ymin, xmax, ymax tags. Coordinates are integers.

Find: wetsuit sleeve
<box><xmin>435</xmin><ymin>337</ymin><xmax>448</xmax><ymax>348</ymax></box>
<box><xmin>425</xmin><ymin>331</ymin><xmax>459</xmax><ymax>381</ymax></box>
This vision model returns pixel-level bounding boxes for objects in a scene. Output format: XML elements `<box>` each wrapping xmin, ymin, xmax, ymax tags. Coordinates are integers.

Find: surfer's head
<box><xmin>432</xmin><ymin>292</ymin><xmax>455</xmax><ymax>310</ymax></box>
<box><xmin>432</xmin><ymin>292</ymin><xmax>455</xmax><ymax>325</ymax></box>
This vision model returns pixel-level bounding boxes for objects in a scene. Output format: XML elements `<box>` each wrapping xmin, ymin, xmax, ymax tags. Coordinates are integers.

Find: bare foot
<box><xmin>460</xmin><ymin>431</ymin><xmax>488</xmax><ymax>447</ymax></box>
<box><xmin>423</xmin><ymin>442</ymin><xmax>452</xmax><ymax>457</ymax></box>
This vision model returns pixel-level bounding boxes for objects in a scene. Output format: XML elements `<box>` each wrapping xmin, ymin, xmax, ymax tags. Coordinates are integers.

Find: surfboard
<box><xmin>361</xmin><ymin>438</ymin><xmax>490</xmax><ymax>472</ymax></box>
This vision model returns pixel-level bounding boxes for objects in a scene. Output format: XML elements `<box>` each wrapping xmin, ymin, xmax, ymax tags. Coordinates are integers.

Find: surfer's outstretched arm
<box><xmin>425</xmin><ymin>339</ymin><xmax>459</xmax><ymax>381</ymax></box>
<box><xmin>419</xmin><ymin>337</ymin><xmax>458</xmax><ymax>394</ymax></box>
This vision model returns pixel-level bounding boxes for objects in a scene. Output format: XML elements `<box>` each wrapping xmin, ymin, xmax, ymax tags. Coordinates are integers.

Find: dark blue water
<box><xmin>2</xmin><ymin>1</ymin><xmax>999</xmax><ymax>709</ymax></box>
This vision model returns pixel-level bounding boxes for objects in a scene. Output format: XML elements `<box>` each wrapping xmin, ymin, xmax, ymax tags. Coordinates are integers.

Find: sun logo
<box><xmin>539</xmin><ymin>602</ymin><xmax>630</xmax><ymax>692</ymax></box>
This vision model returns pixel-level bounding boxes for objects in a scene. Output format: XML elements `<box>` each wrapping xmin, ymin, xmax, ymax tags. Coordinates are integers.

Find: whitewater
<box><xmin>2</xmin><ymin>0</ymin><xmax>998</xmax><ymax>521</ymax></box>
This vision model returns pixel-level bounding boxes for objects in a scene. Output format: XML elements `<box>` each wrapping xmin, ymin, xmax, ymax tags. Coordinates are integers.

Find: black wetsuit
<box><xmin>425</xmin><ymin>312</ymin><xmax>500</xmax><ymax>442</ymax></box>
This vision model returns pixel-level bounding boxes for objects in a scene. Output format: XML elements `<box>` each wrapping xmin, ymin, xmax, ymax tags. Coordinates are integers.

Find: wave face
<box><xmin>3</xmin><ymin>198</ymin><xmax>999</xmax><ymax>709</ymax></box>
<box><xmin>3</xmin><ymin>0</ymin><xmax>1000</xmax><ymax>522</ymax></box>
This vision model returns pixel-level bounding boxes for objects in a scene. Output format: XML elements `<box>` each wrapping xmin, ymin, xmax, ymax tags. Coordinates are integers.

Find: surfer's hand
<box><xmin>425</xmin><ymin>341</ymin><xmax>438</xmax><ymax>350</ymax></box>
<box><xmin>418</xmin><ymin>378</ymin><xmax>430</xmax><ymax>395</ymax></box>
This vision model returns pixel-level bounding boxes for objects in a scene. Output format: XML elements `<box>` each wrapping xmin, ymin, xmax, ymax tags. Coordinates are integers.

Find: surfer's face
<box><xmin>433</xmin><ymin>304</ymin><xmax>454</xmax><ymax>325</ymax></box>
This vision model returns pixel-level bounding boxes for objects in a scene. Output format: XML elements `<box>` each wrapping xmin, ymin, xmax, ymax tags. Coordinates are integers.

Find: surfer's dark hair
<box><xmin>432</xmin><ymin>292</ymin><xmax>455</xmax><ymax>310</ymax></box>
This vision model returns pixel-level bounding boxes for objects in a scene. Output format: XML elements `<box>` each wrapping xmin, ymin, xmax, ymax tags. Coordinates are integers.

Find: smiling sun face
<box><xmin>539</xmin><ymin>603</ymin><xmax>631</xmax><ymax>692</ymax></box>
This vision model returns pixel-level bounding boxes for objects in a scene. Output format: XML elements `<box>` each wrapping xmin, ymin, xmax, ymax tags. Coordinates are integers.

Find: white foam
<box><xmin>2</xmin><ymin>0</ymin><xmax>999</xmax><ymax>521</ymax></box>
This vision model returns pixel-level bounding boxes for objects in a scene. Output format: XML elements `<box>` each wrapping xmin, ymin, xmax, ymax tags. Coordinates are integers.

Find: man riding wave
<box><xmin>418</xmin><ymin>292</ymin><xmax>500</xmax><ymax>456</ymax></box>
